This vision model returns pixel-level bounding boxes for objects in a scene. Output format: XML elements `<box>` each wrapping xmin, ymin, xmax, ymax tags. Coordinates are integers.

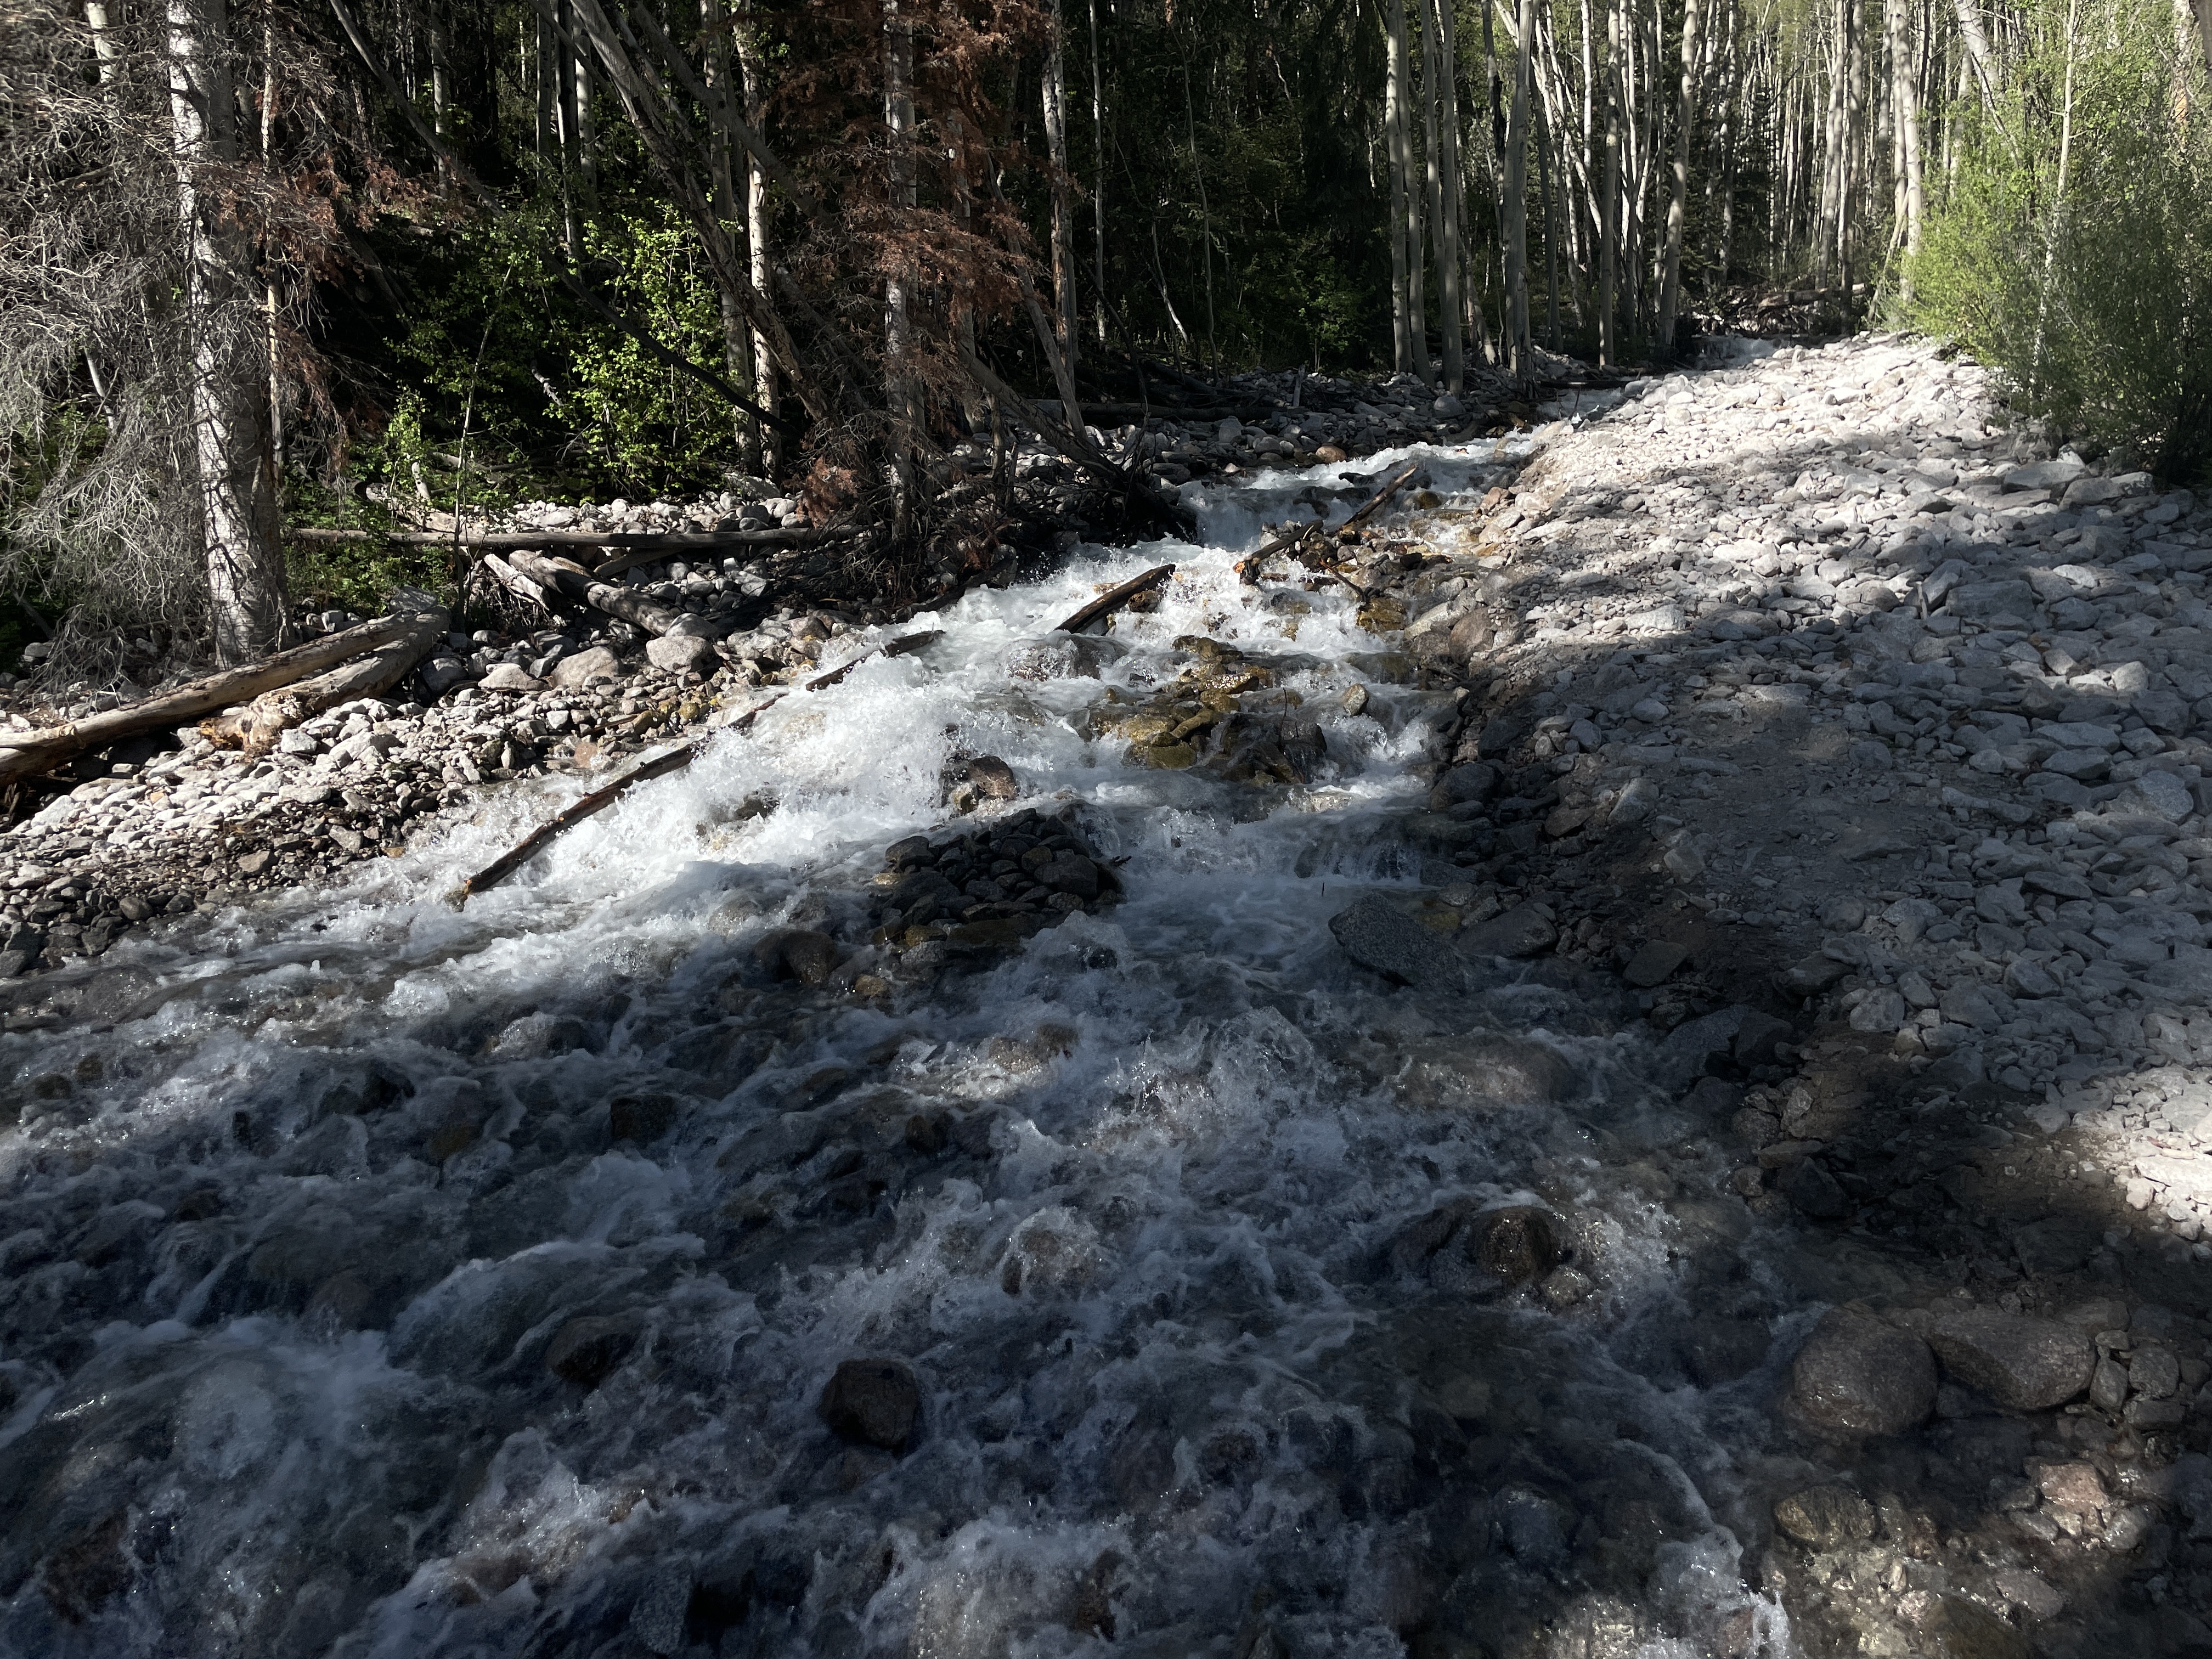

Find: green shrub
<box><xmin>1911</xmin><ymin>1</ymin><xmax>2212</xmax><ymax>482</ymax></box>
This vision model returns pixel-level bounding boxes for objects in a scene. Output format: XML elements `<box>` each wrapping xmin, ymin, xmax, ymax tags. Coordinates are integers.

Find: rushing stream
<box><xmin>0</xmin><ymin>441</ymin><xmax>1802</xmax><ymax>1658</ymax></box>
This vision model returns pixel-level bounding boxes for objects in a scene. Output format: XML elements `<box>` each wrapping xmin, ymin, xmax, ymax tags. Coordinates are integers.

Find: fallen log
<box><xmin>481</xmin><ymin>554</ymin><xmax>556</xmax><ymax>616</ymax></box>
<box><xmin>506</xmin><ymin>550</ymin><xmax>705</xmax><ymax>642</ymax></box>
<box><xmin>1055</xmin><ymin>563</ymin><xmax>1176</xmax><ymax>634</ymax></box>
<box><xmin>199</xmin><ymin>592</ymin><xmax>450</xmax><ymax>754</ymax></box>
<box><xmin>453</xmin><ymin>741</ymin><xmax>698</xmax><ymax>905</ymax></box>
<box><xmin>804</xmin><ymin>630</ymin><xmax>944</xmax><ymax>691</ymax></box>
<box><xmin>286</xmin><ymin>526</ymin><xmax>837</xmax><ymax>552</ymax></box>
<box><xmin>0</xmin><ymin>606</ymin><xmax>444</xmax><ymax>786</ymax></box>
<box><xmin>960</xmin><ymin>349</ymin><xmax>1198</xmax><ymax>539</ymax></box>
<box><xmin>1235</xmin><ymin>461</ymin><xmax>1423</xmax><ymax>583</ymax></box>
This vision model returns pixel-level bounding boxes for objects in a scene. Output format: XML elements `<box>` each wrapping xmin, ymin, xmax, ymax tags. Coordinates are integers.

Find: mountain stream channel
<box><xmin>0</xmin><ymin>421</ymin><xmax>2104</xmax><ymax>1659</ymax></box>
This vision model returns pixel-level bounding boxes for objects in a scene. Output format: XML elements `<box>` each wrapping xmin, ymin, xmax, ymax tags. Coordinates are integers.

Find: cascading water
<box><xmin>0</xmin><ymin>441</ymin><xmax>1798</xmax><ymax>1658</ymax></box>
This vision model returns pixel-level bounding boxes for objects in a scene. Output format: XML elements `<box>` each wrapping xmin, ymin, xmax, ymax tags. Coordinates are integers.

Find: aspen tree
<box><xmin>1657</xmin><ymin>0</ymin><xmax>1703</xmax><ymax>355</ymax></box>
<box><xmin>166</xmin><ymin>0</ymin><xmax>287</xmax><ymax>662</ymax></box>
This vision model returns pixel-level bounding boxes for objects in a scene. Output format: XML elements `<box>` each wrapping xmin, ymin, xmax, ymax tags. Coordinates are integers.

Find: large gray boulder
<box><xmin>1926</xmin><ymin>1308</ymin><xmax>2095</xmax><ymax>1410</ymax></box>
<box><xmin>1790</xmin><ymin>1306</ymin><xmax>1938</xmax><ymax>1435</ymax></box>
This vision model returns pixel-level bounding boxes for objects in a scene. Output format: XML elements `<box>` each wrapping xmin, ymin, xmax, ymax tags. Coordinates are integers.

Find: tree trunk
<box><xmin>1950</xmin><ymin>0</ymin><xmax>2001</xmax><ymax>115</ymax></box>
<box><xmin>1599</xmin><ymin>0</ymin><xmax>1619</xmax><ymax>366</ymax></box>
<box><xmin>702</xmin><ymin>0</ymin><xmax>761</xmax><ymax>468</ymax></box>
<box><xmin>737</xmin><ymin>4</ymin><xmax>780</xmax><ymax>472</ymax></box>
<box><xmin>1089</xmin><ymin>0</ymin><xmax>1108</xmax><ymax>346</ymax></box>
<box><xmin>883</xmin><ymin>0</ymin><xmax>918</xmax><ymax>523</ymax></box>
<box><xmin>1502</xmin><ymin>0</ymin><xmax>1536</xmax><ymax>373</ymax></box>
<box><xmin>199</xmin><ymin>597</ymin><xmax>451</xmax><ymax>753</ymax></box>
<box><xmin>1656</xmin><ymin>0</ymin><xmax>1702</xmax><ymax>359</ymax></box>
<box><xmin>167</xmin><ymin>0</ymin><xmax>287</xmax><ymax>664</ymax></box>
<box><xmin>1421</xmin><ymin>0</ymin><xmax>1459</xmax><ymax>390</ymax></box>
<box><xmin>1384</xmin><ymin>0</ymin><xmax>1417</xmax><ymax>374</ymax></box>
<box><xmin>0</xmin><ymin>607</ymin><xmax>439</xmax><ymax>786</ymax></box>
<box><xmin>1041</xmin><ymin>0</ymin><xmax>1080</xmax><ymax>366</ymax></box>
<box><xmin>86</xmin><ymin>3</ymin><xmax>121</xmax><ymax>83</ymax></box>
<box><xmin>1886</xmin><ymin>0</ymin><xmax>1924</xmax><ymax>292</ymax></box>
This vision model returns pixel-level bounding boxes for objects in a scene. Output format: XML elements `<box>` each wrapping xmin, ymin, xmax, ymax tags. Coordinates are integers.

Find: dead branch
<box><xmin>0</xmin><ymin>605</ymin><xmax>444</xmax><ymax>785</ymax></box>
<box><xmin>803</xmin><ymin>629</ymin><xmax>943</xmax><ymax>691</ymax></box>
<box><xmin>453</xmin><ymin>741</ymin><xmax>699</xmax><ymax>905</ymax></box>
<box><xmin>960</xmin><ymin>350</ymin><xmax>1196</xmax><ymax>538</ymax></box>
<box><xmin>199</xmin><ymin>595</ymin><xmax>450</xmax><ymax>753</ymax></box>
<box><xmin>506</xmin><ymin>549</ymin><xmax>713</xmax><ymax>640</ymax></box>
<box><xmin>1237</xmin><ymin>461</ymin><xmax>1421</xmax><ymax>582</ymax></box>
<box><xmin>1054</xmin><ymin>563</ymin><xmax>1175</xmax><ymax>633</ymax></box>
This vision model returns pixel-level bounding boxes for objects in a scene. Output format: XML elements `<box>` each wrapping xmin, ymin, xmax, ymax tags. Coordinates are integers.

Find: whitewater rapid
<box><xmin>0</xmin><ymin>441</ymin><xmax>1797</xmax><ymax>1658</ymax></box>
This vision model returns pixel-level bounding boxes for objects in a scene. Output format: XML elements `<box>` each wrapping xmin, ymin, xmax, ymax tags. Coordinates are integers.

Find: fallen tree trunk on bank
<box><xmin>287</xmin><ymin>526</ymin><xmax>839</xmax><ymax>554</ymax></box>
<box><xmin>507</xmin><ymin>549</ymin><xmax>713</xmax><ymax>634</ymax></box>
<box><xmin>0</xmin><ymin>605</ymin><xmax>448</xmax><ymax>786</ymax></box>
<box><xmin>961</xmin><ymin>350</ymin><xmax>1198</xmax><ymax>539</ymax></box>
<box><xmin>199</xmin><ymin>595</ymin><xmax>450</xmax><ymax>754</ymax></box>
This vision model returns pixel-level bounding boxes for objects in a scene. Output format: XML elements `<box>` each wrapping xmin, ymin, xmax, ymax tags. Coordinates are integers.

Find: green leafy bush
<box><xmin>1911</xmin><ymin>1</ymin><xmax>2212</xmax><ymax>481</ymax></box>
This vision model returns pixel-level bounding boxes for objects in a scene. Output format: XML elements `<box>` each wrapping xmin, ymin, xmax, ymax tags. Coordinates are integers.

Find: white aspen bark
<box><xmin>168</xmin><ymin>0</ymin><xmax>287</xmax><ymax>663</ymax></box>
<box><xmin>1600</xmin><ymin>0</ymin><xmax>1618</xmax><ymax>365</ymax></box>
<box><xmin>261</xmin><ymin>12</ymin><xmax>285</xmax><ymax>473</ymax></box>
<box><xmin>2193</xmin><ymin>0</ymin><xmax>2212</xmax><ymax>83</ymax></box>
<box><xmin>86</xmin><ymin>3</ymin><xmax>122</xmax><ymax>82</ymax></box>
<box><xmin>1656</xmin><ymin>0</ymin><xmax>1702</xmax><ymax>357</ymax></box>
<box><xmin>883</xmin><ymin>0</ymin><xmax>917</xmax><ymax>515</ymax></box>
<box><xmin>1434</xmin><ymin>0</ymin><xmax>1465</xmax><ymax>390</ymax></box>
<box><xmin>2028</xmin><ymin>0</ymin><xmax>2079</xmax><ymax>396</ymax></box>
<box><xmin>1950</xmin><ymin>0</ymin><xmax>2001</xmax><ymax>115</ymax></box>
<box><xmin>557</xmin><ymin>0</ymin><xmax>583</xmax><ymax>258</ymax></box>
<box><xmin>737</xmin><ymin>5</ymin><xmax>778</xmax><ymax>471</ymax></box>
<box><xmin>1886</xmin><ymin>0</ymin><xmax>1923</xmax><ymax>285</ymax></box>
<box><xmin>1503</xmin><ymin>0</ymin><xmax>1536</xmax><ymax>373</ymax></box>
<box><xmin>1041</xmin><ymin>0</ymin><xmax>1080</xmax><ymax>364</ymax></box>
<box><xmin>1418</xmin><ymin>0</ymin><xmax>1448</xmax><ymax>389</ymax></box>
<box><xmin>1839</xmin><ymin>0</ymin><xmax>1863</xmax><ymax>301</ymax></box>
<box><xmin>1089</xmin><ymin>0</ymin><xmax>1107</xmax><ymax>345</ymax></box>
<box><xmin>1384</xmin><ymin>0</ymin><xmax>1418</xmax><ymax>374</ymax></box>
<box><xmin>703</xmin><ymin>0</ymin><xmax>760</xmax><ymax>467</ymax></box>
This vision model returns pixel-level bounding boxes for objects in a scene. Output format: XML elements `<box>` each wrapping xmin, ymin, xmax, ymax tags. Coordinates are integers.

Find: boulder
<box><xmin>551</xmin><ymin>645</ymin><xmax>623</xmax><ymax>687</ymax></box>
<box><xmin>1926</xmin><ymin>1308</ymin><xmax>2094</xmax><ymax>1410</ymax></box>
<box><xmin>1774</xmin><ymin>1486</ymin><xmax>1877</xmax><ymax>1550</ymax></box>
<box><xmin>545</xmin><ymin>1314</ymin><xmax>641</xmax><ymax>1388</ymax></box>
<box><xmin>755</xmin><ymin>928</ymin><xmax>839</xmax><ymax>986</ymax></box>
<box><xmin>646</xmin><ymin>632</ymin><xmax>716</xmax><ymax>673</ymax></box>
<box><xmin>1329</xmin><ymin>895</ymin><xmax>1461</xmax><ymax>990</ymax></box>
<box><xmin>1457</xmin><ymin>902</ymin><xmax>1559</xmax><ymax>959</ymax></box>
<box><xmin>818</xmin><ymin>1357</ymin><xmax>921</xmax><ymax>1451</ymax></box>
<box><xmin>479</xmin><ymin>662</ymin><xmax>544</xmax><ymax>692</ymax></box>
<box><xmin>1790</xmin><ymin>1306</ymin><xmax>1938</xmax><ymax>1435</ymax></box>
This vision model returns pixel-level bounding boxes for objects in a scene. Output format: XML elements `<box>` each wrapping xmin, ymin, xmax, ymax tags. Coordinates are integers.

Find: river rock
<box><xmin>545</xmin><ymin>1313</ymin><xmax>641</xmax><ymax>1387</ymax></box>
<box><xmin>551</xmin><ymin>645</ymin><xmax>623</xmax><ymax>687</ymax></box>
<box><xmin>1925</xmin><ymin>1308</ymin><xmax>2094</xmax><ymax>1410</ymax></box>
<box><xmin>818</xmin><ymin>1357</ymin><xmax>921</xmax><ymax>1451</ymax></box>
<box><xmin>1457</xmin><ymin>902</ymin><xmax>1558</xmax><ymax>958</ymax></box>
<box><xmin>1790</xmin><ymin>1306</ymin><xmax>1938</xmax><ymax>1435</ymax></box>
<box><xmin>1774</xmin><ymin>1485</ymin><xmax>1877</xmax><ymax>1550</ymax></box>
<box><xmin>1329</xmin><ymin>895</ymin><xmax>1460</xmax><ymax>989</ymax></box>
<box><xmin>756</xmin><ymin>928</ymin><xmax>839</xmax><ymax>985</ymax></box>
<box><xmin>646</xmin><ymin>632</ymin><xmax>716</xmax><ymax>673</ymax></box>
<box><xmin>479</xmin><ymin>663</ymin><xmax>545</xmax><ymax>691</ymax></box>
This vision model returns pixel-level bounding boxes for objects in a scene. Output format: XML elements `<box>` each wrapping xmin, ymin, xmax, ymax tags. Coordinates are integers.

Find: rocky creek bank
<box><xmin>1318</xmin><ymin>331</ymin><xmax>2212</xmax><ymax>1656</ymax></box>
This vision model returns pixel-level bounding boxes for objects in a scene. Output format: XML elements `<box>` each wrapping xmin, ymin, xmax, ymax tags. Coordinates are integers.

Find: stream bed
<box><xmin>0</xmin><ymin>441</ymin><xmax>1804</xmax><ymax>1659</ymax></box>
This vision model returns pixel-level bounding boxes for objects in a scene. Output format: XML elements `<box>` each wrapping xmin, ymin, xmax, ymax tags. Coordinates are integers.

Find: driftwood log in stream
<box><xmin>1237</xmin><ymin>461</ymin><xmax>1421</xmax><ymax>583</ymax></box>
<box><xmin>453</xmin><ymin>742</ymin><xmax>700</xmax><ymax>906</ymax></box>
<box><xmin>0</xmin><ymin>606</ymin><xmax>448</xmax><ymax>786</ymax></box>
<box><xmin>199</xmin><ymin>595</ymin><xmax>451</xmax><ymax>753</ymax></box>
<box><xmin>1054</xmin><ymin>564</ymin><xmax>1176</xmax><ymax>634</ymax></box>
<box><xmin>804</xmin><ymin>630</ymin><xmax>945</xmax><ymax>691</ymax></box>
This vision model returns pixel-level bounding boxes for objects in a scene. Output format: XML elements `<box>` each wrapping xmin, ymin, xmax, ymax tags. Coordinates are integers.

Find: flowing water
<box><xmin>0</xmin><ymin>444</ymin><xmax>1801</xmax><ymax>1658</ymax></box>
